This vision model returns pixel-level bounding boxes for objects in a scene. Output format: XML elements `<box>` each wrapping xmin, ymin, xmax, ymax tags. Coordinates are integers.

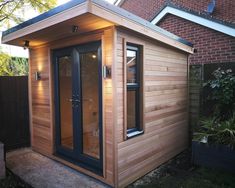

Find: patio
<box><xmin>6</xmin><ymin>148</ymin><xmax>109</xmax><ymax>188</ymax></box>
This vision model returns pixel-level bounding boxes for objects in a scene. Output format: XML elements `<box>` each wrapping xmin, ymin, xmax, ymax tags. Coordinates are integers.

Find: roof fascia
<box><xmin>2</xmin><ymin>0</ymin><xmax>194</xmax><ymax>53</ymax></box>
<box><xmin>2</xmin><ymin>1</ymin><xmax>88</xmax><ymax>44</ymax></box>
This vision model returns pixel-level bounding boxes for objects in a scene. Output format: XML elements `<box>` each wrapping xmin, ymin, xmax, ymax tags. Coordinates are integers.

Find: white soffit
<box><xmin>151</xmin><ymin>6</ymin><xmax>235</xmax><ymax>37</ymax></box>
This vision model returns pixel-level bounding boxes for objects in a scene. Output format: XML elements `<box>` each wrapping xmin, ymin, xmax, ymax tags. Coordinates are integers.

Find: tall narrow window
<box><xmin>126</xmin><ymin>44</ymin><xmax>143</xmax><ymax>138</ymax></box>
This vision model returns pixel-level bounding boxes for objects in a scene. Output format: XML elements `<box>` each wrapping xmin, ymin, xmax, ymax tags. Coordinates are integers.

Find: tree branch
<box><xmin>0</xmin><ymin>0</ymin><xmax>56</xmax><ymax>27</ymax></box>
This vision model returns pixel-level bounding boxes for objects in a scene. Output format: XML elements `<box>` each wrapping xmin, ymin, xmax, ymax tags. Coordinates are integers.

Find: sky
<box><xmin>1</xmin><ymin>0</ymin><xmax>117</xmax><ymax>58</ymax></box>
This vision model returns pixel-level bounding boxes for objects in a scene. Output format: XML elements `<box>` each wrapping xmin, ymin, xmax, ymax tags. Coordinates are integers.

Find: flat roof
<box><xmin>2</xmin><ymin>0</ymin><xmax>86</xmax><ymax>37</ymax></box>
<box><xmin>2</xmin><ymin>0</ymin><xmax>194</xmax><ymax>53</ymax></box>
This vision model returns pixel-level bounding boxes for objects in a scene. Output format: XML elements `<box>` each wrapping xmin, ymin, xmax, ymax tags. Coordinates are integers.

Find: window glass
<box><xmin>127</xmin><ymin>90</ymin><xmax>136</xmax><ymax>130</ymax></box>
<box><xmin>58</xmin><ymin>56</ymin><xmax>73</xmax><ymax>149</ymax></box>
<box><xmin>127</xmin><ymin>50</ymin><xmax>137</xmax><ymax>84</ymax></box>
<box><xmin>80</xmin><ymin>51</ymin><xmax>100</xmax><ymax>159</ymax></box>
<box><xmin>126</xmin><ymin>44</ymin><xmax>143</xmax><ymax>137</ymax></box>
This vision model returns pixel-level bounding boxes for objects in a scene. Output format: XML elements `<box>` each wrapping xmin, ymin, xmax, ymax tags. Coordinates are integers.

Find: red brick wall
<box><xmin>158</xmin><ymin>14</ymin><xmax>235</xmax><ymax>64</ymax></box>
<box><xmin>121</xmin><ymin>0</ymin><xmax>165</xmax><ymax>21</ymax></box>
<box><xmin>121</xmin><ymin>0</ymin><xmax>235</xmax><ymax>24</ymax></box>
<box><xmin>120</xmin><ymin>0</ymin><xmax>235</xmax><ymax>65</ymax></box>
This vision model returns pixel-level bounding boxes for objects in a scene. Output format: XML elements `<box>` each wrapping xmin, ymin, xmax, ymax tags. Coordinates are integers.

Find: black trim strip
<box><xmin>2</xmin><ymin>0</ymin><xmax>86</xmax><ymax>37</ymax></box>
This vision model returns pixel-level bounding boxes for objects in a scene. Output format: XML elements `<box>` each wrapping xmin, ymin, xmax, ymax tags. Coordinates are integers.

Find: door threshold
<box><xmin>54</xmin><ymin>152</ymin><xmax>103</xmax><ymax>176</ymax></box>
<box><xmin>50</xmin><ymin>155</ymin><xmax>111</xmax><ymax>186</ymax></box>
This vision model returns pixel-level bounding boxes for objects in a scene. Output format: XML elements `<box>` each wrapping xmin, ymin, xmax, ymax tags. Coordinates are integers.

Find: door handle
<box><xmin>67</xmin><ymin>98</ymin><xmax>80</xmax><ymax>103</ymax></box>
<box><xmin>73</xmin><ymin>99</ymin><xmax>80</xmax><ymax>103</ymax></box>
<box><xmin>67</xmin><ymin>98</ymin><xmax>73</xmax><ymax>102</ymax></box>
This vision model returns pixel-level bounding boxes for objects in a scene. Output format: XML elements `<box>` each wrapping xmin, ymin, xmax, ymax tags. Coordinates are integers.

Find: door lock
<box><xmin>67</xmin><ymin>98</ymin><xmax>80</xmax><ymax>108</ymax></box>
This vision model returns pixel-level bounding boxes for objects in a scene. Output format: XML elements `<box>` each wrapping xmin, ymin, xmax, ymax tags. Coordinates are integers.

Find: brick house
<box><xmin>116</xmin><ymin>0</ymin><xmax>235</xmax><ymax>127</ymax></box>
<box><xmin>117</xmin><ymin>0</ymin><xmax>235</xmax><ymax>65</ymax></box>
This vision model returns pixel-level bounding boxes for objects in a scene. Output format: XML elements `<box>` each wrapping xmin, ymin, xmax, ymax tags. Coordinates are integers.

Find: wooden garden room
<box><xmin>1</xmin><ymin>0</ymin><xmax>194</xmax><ymax>187</ymax></box>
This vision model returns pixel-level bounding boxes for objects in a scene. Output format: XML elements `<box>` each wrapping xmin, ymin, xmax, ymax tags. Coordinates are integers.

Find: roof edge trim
<box><xmin>2</xmin><ymin>0</ymin><xmax>194</xmax><ymax>53</ymax></box>
<box><xmin>2</xmin><ymin>0</ymin><xmax>87</xmax><ymax>37</ymax></box>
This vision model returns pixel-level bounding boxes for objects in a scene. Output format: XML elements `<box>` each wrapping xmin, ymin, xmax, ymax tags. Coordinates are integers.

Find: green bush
<box><xmin>204</xmin><ymin>68</ymin><xmax>235</xmax><ymax>120</ymax></box>
<box><xmin>0</xmin><ymin>52</ymin><xmax>28</xmax><ymax>76</ymax></box>
<box><xmin>194</xmin><ymin>68</ymin><xmax>235</xmax><ymax>147</ymax></box>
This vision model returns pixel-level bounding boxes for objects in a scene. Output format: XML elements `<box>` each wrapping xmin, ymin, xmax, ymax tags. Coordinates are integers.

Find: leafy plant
<box><xmin>0</xmin><ymin>0</ymin><xmax>57</xmax><ymax>28</ymax></box>
<box><xmin>0</xmin><ymin>52</ymin><xmax>28</xmax><ymax>76</ymax></box>
<box><xmin>194</xmin><ymin>114</ymin><xmax>235</xmax><ymax>148</ymax></box>
<box><xmin>211</xmin><ymin>116</ymin><xmax>235</xmax><ymax>147</ymax></box>
<box><xmin>0</xmin><ymin>51</ymin><xmax>12</xmax><ymax>75</ymax></box>
<box><xmin>203</xmin><ymin>68</ymin><xmax>235</xmax><ymax>120</ymax></box>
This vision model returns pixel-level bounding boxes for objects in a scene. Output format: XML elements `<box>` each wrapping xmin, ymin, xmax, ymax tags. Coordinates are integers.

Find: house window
<box><xmin>126</xmin><ymin>44</ymin><xmax>143</xmax><ymax>138</ymax></box>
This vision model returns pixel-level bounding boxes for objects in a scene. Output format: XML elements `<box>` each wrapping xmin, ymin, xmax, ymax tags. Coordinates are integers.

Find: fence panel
<box><xmin>0</xmin><ymin>76</ymin><xmax>30</xmax><ymax>151</ymax></box>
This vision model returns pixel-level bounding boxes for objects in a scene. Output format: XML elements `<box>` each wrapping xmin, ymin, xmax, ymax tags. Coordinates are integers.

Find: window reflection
<box><xmin>59</xmin><ymin>56</ymin><xmax>74</xmax><ymax>149</ymax></box>
<box><xmin>127</xmin><ymin>50</ymin><xmax>137</xmax><ymax>84</ymax></box>
<box><xmin>126</xmin><ymin>45</ymin><xmax>140</xmax><ymax>133</ymax></box>
<box><xmin>81</xmin><ymin>51</ymin><xmax>100</xmax><ymax>159</ymax></box>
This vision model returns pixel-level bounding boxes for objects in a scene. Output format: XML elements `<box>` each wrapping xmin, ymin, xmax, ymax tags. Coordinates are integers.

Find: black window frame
<box><xmin>126</xmin><ymin>43</ymin><xmax>143</xmax><ymax>138</ymax></box>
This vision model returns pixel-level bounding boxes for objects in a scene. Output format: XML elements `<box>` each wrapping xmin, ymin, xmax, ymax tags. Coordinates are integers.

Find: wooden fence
<box><xmin>0</xmin><ymin>76</ymin><xmax>30</xmax><ymax>151</ymax></box>
<box><xmin>189</xmin><ymin>64</ymin><xmax>203</xmax><ymax>131</ymax></box>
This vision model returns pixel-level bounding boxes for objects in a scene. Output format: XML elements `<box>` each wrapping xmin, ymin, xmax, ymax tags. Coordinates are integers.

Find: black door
<box><xmin>54</xmin><ymin>41</ymin><xmax>103</xmax><ymax>175</ymax></box>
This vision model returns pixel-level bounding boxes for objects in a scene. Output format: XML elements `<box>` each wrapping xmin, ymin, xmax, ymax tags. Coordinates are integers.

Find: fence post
<box><xmin>189</xmin><ymin>65</ymin><xmax>203</xmax><ymax>134</ymax></box>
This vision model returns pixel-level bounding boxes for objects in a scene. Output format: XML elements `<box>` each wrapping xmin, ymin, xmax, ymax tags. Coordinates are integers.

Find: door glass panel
<box><xmin>58</xmin><ymin>56</ymin><xmax>74</xmax><ymax>149</ymax></box>
<box><xmin>80</xmin><ymin>51</ymin><xmax>100</xmax><ymax>159</ymax></box>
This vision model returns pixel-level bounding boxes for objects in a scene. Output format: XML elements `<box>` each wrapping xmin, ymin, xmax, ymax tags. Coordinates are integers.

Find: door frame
<box><xmin>53</xmin><ymin>40</ymin><xmax>103</xmax><ymax>175</ymax></box>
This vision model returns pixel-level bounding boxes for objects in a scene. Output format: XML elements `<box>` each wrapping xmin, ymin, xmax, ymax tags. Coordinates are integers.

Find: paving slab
<box><xmin>6</xmin><ymin>148</ymin><xmax>109</xmax><ymax>188</ymax></box>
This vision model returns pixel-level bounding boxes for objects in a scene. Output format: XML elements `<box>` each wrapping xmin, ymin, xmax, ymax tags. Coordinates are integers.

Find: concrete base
<box><xmin>6</xmin><ymin>148</ymin><xmax>108</xmax><ymax>188</ymax></box>
<box><xmin>0</xmin><ymin>142</ymin><xmax>5</xmax><ymax>179</ymax></box>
